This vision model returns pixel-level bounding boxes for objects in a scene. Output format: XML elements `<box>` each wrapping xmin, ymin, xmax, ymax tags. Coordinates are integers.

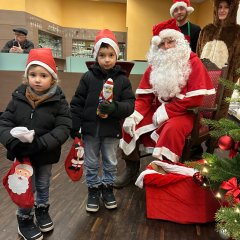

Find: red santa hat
<box><xmin>170</xmin><ymin>0</ymin><xmax>194</xmax><ymax>17</ymax></box>
<box><xmin>104</xmin><ymin>78</ymin><xmax>114</xmax><ymax>88</ymax></box>
<box><xmin>93</xmin><ymin>29</ymin><xmax>120</xmax><ymax>58</ymax></box>
<box><xmin>15</xmin><ymin>163</ymin><xmax>33</xmax><ymax>176</ymax></box>
<box><xmin>25</xmin><ymin>48</ymin><xmax>58</xmax><ymax>80</ymax></box>
<box><xmin>151</xmin><ymin>18</ymin><xmax>184</xmax><ymax>47</ymax></box>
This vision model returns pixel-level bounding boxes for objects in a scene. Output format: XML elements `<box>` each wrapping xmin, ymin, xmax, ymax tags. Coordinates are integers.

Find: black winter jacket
<box><xmin>70</xmin><ymin>63</ymin><xmax>135</xmax><ymax>138</ymax></box>
<box><xmin>0</xmin><ymin>84</ymin><xmax>72</xmax><ymax>166</ymax></box>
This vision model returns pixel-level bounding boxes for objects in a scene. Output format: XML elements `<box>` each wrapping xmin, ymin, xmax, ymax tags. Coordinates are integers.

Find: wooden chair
<box><xmin>181</xmin><ymin>59</ymin><xmax>228</xmax><ymax>161</ymax></box>
<box><xmin>85</xmin><ymin>61</ymin><xmax>135</xmax><ymax>77</ymax></box>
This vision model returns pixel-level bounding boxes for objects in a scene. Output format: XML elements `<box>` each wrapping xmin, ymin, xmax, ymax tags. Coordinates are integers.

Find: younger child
<box><xmin>0</xmin><ymin>48</ymin><xmax>71</xmax><ymax>240</ymax></box>
<box><xmin>70</xmin><ymin>29</ymin><xmax>135</xmax><ymax>212</ymax></box>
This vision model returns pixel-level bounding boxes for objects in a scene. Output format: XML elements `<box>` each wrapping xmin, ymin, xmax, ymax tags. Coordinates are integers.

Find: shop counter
<box><xmin>66</xmin><ymin>56</ymin><xmax>148</xmax><ymax>74</ymax></box>
<box><xmin>0</xmin><ymin>53</ymin><xmax>28</xmax><ymax>71</ymax></box>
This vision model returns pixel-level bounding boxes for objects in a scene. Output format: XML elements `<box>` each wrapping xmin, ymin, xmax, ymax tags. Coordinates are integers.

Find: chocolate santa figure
<box><xmin>97</xmin><ymin>78</ymin><xmax>114</xmax><ymax>118</ymax></box>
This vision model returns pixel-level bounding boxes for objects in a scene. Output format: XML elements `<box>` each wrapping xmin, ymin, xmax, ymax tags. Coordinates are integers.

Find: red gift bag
<box><xmin>2</xmin><ymin>158</ymin><xmax>34</xmax><ymax>208</ymax></box>
<box><xmin>136</xmin><ymin>160</ymin><xmax>220</xmax><ymax>224</ymax></box>
<box><xmin>65</xmin><ymin>137</ymin><xmax>84</xmax><ymax>181</ymax></box>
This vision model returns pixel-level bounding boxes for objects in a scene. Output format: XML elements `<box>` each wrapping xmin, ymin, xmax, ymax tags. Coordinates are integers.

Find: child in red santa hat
<box><xmin>0</xmin><ymin>48</ymin><xmax>71</xmax><ymax>240</ymax></box>
<box><xmin>70</xmin><ymin>29</ymin><xmax>135</xmax><ymax>213</ymax></box>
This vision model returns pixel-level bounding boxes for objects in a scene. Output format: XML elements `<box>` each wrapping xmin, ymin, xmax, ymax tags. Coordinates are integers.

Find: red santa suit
<box><xmin>120</xmin><ymin>52</ymin><xmax>215</xmax><ymax>162</ymax></box>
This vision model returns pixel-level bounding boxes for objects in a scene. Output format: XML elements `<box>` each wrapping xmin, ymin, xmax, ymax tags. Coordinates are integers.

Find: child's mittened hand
<box><xmin>99</xmin><ymin>101</ymin><xmax>116</xmax><ymax>114</ymax></box>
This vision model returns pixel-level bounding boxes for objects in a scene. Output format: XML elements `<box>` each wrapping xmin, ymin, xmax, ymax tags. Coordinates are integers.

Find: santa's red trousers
<box><xmin>121</xmin><ymin>114</ymin><xmax>194</xmax><ymax>162</ymax></box>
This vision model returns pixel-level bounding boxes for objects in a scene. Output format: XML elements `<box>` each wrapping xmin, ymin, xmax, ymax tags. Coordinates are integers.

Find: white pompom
<box><xmin>151</xmin><ymin>36</ymin><xmax>161</xmax><ymax>46</ymax></box>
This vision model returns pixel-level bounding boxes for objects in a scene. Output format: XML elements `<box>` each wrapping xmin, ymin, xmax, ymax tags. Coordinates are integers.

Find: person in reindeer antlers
<box><xmin>0</xmin><ymin>48</ymin><xmax>71</xmax><ymax>240</ymax></box>
<box><xmin>114</xmin><ymin>18</ymin><xmax>216</xmax><ymax>188</ymax></box>
<box><xmin>70</xmin><ymin>29</ymin><xmax>135</xmax><ymax>213</ymax></box>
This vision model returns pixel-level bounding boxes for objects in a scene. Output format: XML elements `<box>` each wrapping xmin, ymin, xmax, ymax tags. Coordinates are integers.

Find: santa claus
<box><xmin>114</xmin><ymin>18</ymin><xmax>215</xmax><ymax>188</ymax></box>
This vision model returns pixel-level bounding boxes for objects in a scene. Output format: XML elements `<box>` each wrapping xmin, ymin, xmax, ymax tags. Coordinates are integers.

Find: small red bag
<box><xmin>65</xmin><ymin>137</ymin><xmax>84</xmax><ymax>181</ymax></box>
<box><xmin>2</xmin><ymin>158</ymin><xmax>34</xmax><ymax>208</ymax></box>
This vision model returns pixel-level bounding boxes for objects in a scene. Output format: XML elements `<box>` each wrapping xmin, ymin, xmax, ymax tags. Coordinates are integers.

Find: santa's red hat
<box><xmin>25</xmin><ymin>48</ymin><xmax>58</xmax><ymax>80</ymax></box>
<box><xmin>93</xmin><ymin>29</ymin><xmax>120</xmax><ymax>58</ymax></box>
<box><xmin>170</xmin><ymin>0</ymin><xmax>194</xmax><ymax>17</ymax></box>
<box><xmin>151</xmin><ymin>18</ymin><xmax>184</xmax><ymax>46</ymax></box>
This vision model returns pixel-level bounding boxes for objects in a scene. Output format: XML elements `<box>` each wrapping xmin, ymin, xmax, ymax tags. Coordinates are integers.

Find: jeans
<box><xmin>83</xmin><ymin>135</ymin><xmax>119</xmax><ymax>187</ymax></box>
<box><xmin>17</xmin><ymin>164</ymin><xmax>52</xmax><ymax>217</ymax></box>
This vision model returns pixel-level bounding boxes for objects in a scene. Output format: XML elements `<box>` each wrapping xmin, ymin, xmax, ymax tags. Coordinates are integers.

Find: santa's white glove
<box><xmin>152</xmin><ymin>105</ymin><xmax>169</xmax><ymax>127</ymax></box>
<box><xmin>123</xmin><ymin>116</ymin><xmax>136</xmax><ymax>137</ymax></box>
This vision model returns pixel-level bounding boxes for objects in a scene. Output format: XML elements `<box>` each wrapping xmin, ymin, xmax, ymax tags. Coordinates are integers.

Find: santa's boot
<box><xmin>113</xmin><ymin>160</ymin><xmax>140</xmax><ymax>188</ymax></box>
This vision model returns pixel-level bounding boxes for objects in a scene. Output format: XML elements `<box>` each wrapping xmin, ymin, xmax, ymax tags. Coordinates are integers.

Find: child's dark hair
<box><xmin>100</xmin><ymin>42</ymin><xmax>111</xmax><ymax>49</ymax></box>
<box><xmin>95</xmin><ymin>42</ymin><xmax>115</xmax><ymax>61</ymax></box>
<box><xmin>218</xmin><ymin>0</ymin><xmax>230</xmax><ymax>7</ymax></box>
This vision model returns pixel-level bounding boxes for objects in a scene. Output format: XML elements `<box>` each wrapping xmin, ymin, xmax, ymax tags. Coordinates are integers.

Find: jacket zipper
<box><xmin>30</xmin><ymin>109</ymin><xmax>35</xmax><ymax>119</ymax></box>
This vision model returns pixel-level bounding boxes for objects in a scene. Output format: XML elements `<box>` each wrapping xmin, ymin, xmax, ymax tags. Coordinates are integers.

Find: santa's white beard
<box><xmin>147</xmin><ymin>40</ymin><xmax>192</xmax><ymax>100</ymax></box>
<box><xmin>8</xmin><ymin>174</ymin><xmax>29</xmax><ymax>194</ymax></box>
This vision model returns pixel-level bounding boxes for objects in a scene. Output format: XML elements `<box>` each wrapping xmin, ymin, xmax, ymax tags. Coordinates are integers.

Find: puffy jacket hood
<box><xmin>213</xmin><ymin>0</ymin><xmax>239</xmax><ymax>26</ymax></box>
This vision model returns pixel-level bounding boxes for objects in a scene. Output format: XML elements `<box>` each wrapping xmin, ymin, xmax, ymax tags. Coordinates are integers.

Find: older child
<box><xmin>70</xmin><ymin>29</ymin><xmax>135</xmax><ymax>212</ymax></box>
<box><xmin>0</xmin><ymin>48</ymin><xmax>71</xmax><ymax>240</ymax></box>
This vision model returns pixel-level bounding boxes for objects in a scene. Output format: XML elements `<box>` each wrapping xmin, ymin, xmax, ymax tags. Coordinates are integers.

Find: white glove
<box><xmin>10</xmin><ymin>127</ymin><xmax>35</xmax><ymax>143</ymax></box>
<box><xmin>123</xmin><ymin>117</ymin><xmax>136</xmax><ymax>137</ymax></box>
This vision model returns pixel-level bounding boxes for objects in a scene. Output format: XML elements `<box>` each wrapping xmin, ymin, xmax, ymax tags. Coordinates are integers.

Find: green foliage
<box><xmin>202</xmin><ymin>153</ymin><xmax>240</xmax><ymax>184</ymax></box>
<box><xmin>216</xmin><ymin>204</ymin><xmax>240</xmax><ymax>240</ymax></box>
<box><xmin>202</xmin><ymin>118</ymin><xmax>240</xmax><ymax>140</ymax></box>
<box><xmin>220</xmin><ymin>77</ymin><xmax>236</xmax><ymax>90</ymax></box>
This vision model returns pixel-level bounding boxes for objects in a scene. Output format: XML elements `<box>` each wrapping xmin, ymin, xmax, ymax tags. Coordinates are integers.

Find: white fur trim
<box><xmin>131</xmin><ymin>110</ymin><xmax>144</xmax><ymax>124</ymax></box>
<box><xmin>170</xmin><ymin>2</ymin><xmax>194</xmax><ymax>17</ymax></box>
<box><xmin>152</xmin><ymin>146</ymin><xmax>180</xmax><ymax>162</ymax></box>
<box><xmin>154</xmin><ymin>104</ymin><xmax>169</xmax><ymax>125</ymax></box>
<box><xmin>136</xmin><ymin>88</ymin><xmax>154</xmax><ymax>94</ymax></box>
<box><xmin>93</xmin><ymin>37</ymin><xmax>120</xmax><ymax>58</ymax></box>
<box><xmin>135</xmin><ymin>160</ymin><xmax>198</xmax><ymax>188</ymax></box>
<box><xmin>185</xmin><ymin>89</ymin><xmax>216</xmax><ymax>97</ymax></box>
<box><xmin>159</xmin><ymin>29</ymin><xmax>184</xmax><ymax>42</ymax></box>
<box><xmin>120</xmin><ymin>123</ymin><xmax>157</xmax><ymax>155</ymax></box>
<box><xmin>135</xmin><ymin>169</ymin><xmax>157</xmax><ymax>188</ymax></box>
<box><xmin>25</xmin><ymin>60</ymin><xmax>58</xmax><ymax>79</ymax></box>
<box><xmin>175</xmin><ymin>89</ymin><xmax>216</xmax><ymax>99</ymax></box>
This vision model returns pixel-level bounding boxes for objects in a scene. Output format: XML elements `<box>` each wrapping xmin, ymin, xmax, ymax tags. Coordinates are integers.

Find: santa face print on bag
<box><xmin>8</xmin><ymin>164</ymin><xmax>33</xmax><ymax>195</ymax></box>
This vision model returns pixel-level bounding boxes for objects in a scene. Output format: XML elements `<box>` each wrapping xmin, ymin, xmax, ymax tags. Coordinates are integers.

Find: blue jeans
<box><xmin>83</xmin><ymin>135</ymin><xmax>119</xmax><ymax>187</ymax></box>
<box><xmin>17</xmin><ymin>164</ymin><xmax>52</xmax><ymax>217</ymax></box>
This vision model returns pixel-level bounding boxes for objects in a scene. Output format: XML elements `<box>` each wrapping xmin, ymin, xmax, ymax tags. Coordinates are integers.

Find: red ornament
<box><xmin>218</xmin><ymin>135</ymin><xmax>234</xmax><ymax>150</ymax></box>
<box><xmin>193</xmin><ymin>172</ymin><xmax>206</xmax><ymax>186</ymax></box>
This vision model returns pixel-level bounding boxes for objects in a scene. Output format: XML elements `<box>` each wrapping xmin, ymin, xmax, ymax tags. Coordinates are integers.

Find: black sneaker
<box><xmin>86</xmin><ymin>187</ymin><xmax>100</xmax><ymax>212</ymax></box>
<box><xmin>35</xmin><ymin>204</ymin><xmax>54</xmax><ymax>232</ymax></box>
<box><xmin>101</xmin><ymin>184</ymin><xmax>117</xmax><ymax>209</ymax></box>
<box><xmin>17</xmin><ymin>215</ymin><xmax>43</xmax><ymax>240</ymax></box>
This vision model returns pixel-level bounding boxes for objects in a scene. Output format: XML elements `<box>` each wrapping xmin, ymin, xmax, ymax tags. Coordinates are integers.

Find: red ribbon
<box><xmin>221</xmin><ymin>177</ymin><xmax>240</xmax><ymax>203</ymax></box>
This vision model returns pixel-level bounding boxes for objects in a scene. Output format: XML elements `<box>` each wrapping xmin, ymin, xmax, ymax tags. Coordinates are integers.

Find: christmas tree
<box><xmin>190</xmin><ymin>74</ymin><xmax>240</xmax><ymax>240</ymax></box>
